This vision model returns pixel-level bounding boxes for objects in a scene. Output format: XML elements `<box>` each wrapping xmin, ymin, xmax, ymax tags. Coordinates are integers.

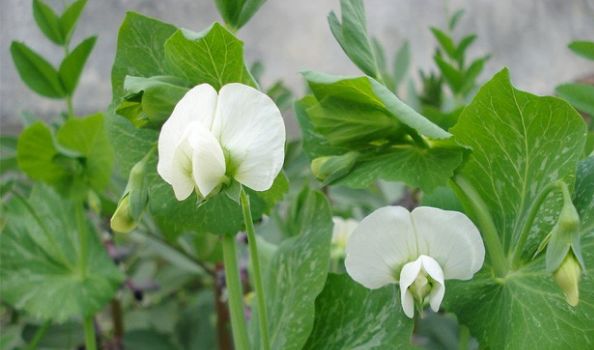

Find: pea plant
<box><xmin>1</xmin><ymin>0</ymin><xmax>593</xmax><ymax>349</ymax></box>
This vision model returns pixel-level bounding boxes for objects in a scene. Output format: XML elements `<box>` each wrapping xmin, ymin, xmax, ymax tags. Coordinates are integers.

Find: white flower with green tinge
<box><xmin>157</xmin><ymin>83</ymin><xmax>285</xmax><ymax>200</ymax></box>
<box><xmin>345</xmin><ymin>206</ymin><xmax>485</xmax><ymax>318</ymax></box>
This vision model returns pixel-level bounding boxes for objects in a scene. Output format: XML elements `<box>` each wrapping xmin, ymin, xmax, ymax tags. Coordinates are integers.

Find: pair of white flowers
<box><xmin>158</xmin><ymin>82</ymin><xmax>485</xmax><ymax>319</ymax></box>
<box><xmin>336</xmin><ymin>207</ymin><xmax>485</xmax><ymax>319</ymax></box>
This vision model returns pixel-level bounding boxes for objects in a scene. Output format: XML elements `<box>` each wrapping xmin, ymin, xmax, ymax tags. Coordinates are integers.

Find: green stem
<box><xmin>83</xmin><ymin>316</ymin><xmax>96</xmax><ymax>350</ymax></box>
<box><xmin>222</xmin><ymin>234</ymin><xmax>250</xmax><ymax>350</ymax></box>
<box><xmin>25</xmin><ymin>319</ymin><xmax>51</xmax><ymax>350</ymax></box>
<box><xmin>452</xmin><ymin>175</ymin><xmax>509</xmax><ymax>277</ymax></box>
<box><xmin>74</xmin><ymin>203</ymin><xmax>89</xmax><ymax>276</ymax></box>
<box><xmin>66</xmin><ymin>95</ymin><xmax>74</xmax><ymax>118</ymax></box>
<box><xmin>511</xmin><ymin>181</ymin><xmax>561</xmax><ymax>267</ymax></box>
<box><xmin>240</xmin><ymin>188</ymin><xmax>270</xmax><ymax>350</ymax></box>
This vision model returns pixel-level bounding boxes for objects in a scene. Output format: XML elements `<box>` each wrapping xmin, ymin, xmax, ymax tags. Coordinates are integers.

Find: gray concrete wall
<box><xmin>2</xmin><ymin>0</ymin><xmax>594</xmax><ymax>133</ymax></box>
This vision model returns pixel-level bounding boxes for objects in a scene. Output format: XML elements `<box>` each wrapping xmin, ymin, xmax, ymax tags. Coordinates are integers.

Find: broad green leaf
<box><xmin>59</xmin><ymin>0</ymin><xmax>87</xmax><ymax>43</ymax></box>
<box><xmin>336</xmin><ymin>144</ymin><xmax>464</xmax><ymax>192</ymax></box>
<box><xmin>111</xmin><ymin>12</ymin><xmax>177</xmax><ymax>101</ymax></box>
<box><xmin>445</xmin><ymin>69</ymin><xmax>590</xmax><ymax>349</ymax></box>
<box><xmin>574</xmin><ymin>157</ymin><xmax>593</xmax><ymax>235</ymax></box>
<box><xmin>251</xmin><ymin>190</ymin><xmax>333</xmax><ymax>350</ymax></box>
<box><xmin>568</xmin><ymin>40</ymin><xmax>594</xmax><ymax>61</ymax></box>
<box><xmin>303</xmin><ymin>71</ymin><xmax>451</xmax><ymax>142</ymax></box>
<box><xmin>56</xmin><ymin>113</ymin><xmax>114</xmax><ymax>192</ymax></box>
<box><xmin>393</xmin><ymin>41</ymin><xmax>410</xmax><ymax>91</ymax></box>
<box><xmin>328</xmin><ymin>0</ymin><xmax>379</xmax><ymax>78</ymax></box>
<box><xmin>430</xmin><ymin>27</ymin><xmax>457</xmax><ymax>60</ymax></box>
<box><xmin>164</xmin><ymin>23</ymin><xmax>256</xmax><ymax>90</ymax></box>
<box><xmin>555</xmin><ymin>83</ymin><xmax>594</xmax><ymax>116</ymax></box>
<box><xmin>33</xmin><ymin>0</ymin><xmax>64</xmax><ymax>45</ymax></box>
<box><xmin>0</xmin><ymin>185</ymin><xmax>123</xmax><ymax>321</ymax></box>
<box><xmin>10</xmin><ymin>42</ymin><xmax>66</xmax><ymax>98</ymax></box>
<box><xmin>452</xmin><ymin>69</ymin><xmax>586</xmax><ymax>254</ymax></box>
<box><xmin>17</xmin><ymin>114</ymin><xmax>114</xmax><ymax>197</ymax></box>
<box><xmin>445</xmin><ymin>236</ymin><xmax>594</xmax><ymax>349</ymax></box>
<box><xmin>420</xmin><ymin>185</ymin><xmax>464</xmax><ymax>212</ymax></box>
<box><xmin>59</xmin><ymin>36</ymin><xmax>96</xmax><ymax>94</ymax></box>
<box><xmin>303</xmin><ymin>274</ymin><xmax>414</xmax><ymax>350</ymax></box>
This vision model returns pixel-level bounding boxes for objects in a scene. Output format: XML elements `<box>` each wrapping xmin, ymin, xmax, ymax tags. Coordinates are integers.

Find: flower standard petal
<box><xmin>158</xmin><ymin>84</ymin><xmax>217</xmax><ymax>197</ymax></box>
<box><xmin>186</xmin><ymin>123</ymin><xmax>227</xmax><ymax>198</ymax></box>
<box><xmin>345</xmin><ymin>206</ymin><xmax>418</xmax><ymax>289</ymax></box>
<box><xmin>211</xmin><ymin>83</ymin><xmax>285</xmax><ymax>192</ymax></box>
<box><xmin>411</xmin><ymin>207</ymin><xmax>485</xmax><ymax>280</ymax></box>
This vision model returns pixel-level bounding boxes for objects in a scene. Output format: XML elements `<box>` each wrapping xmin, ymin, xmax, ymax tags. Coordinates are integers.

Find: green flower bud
<box><xmin>553</xmin><ymin>253</ymin><xmax>581</xmax><ymax>307</ymax></box>
<box><xmin>311</xmin><ymin>151</ymin><xmax>359</xmax><ymax>184</ymax></box>
<box><xmin>110</xmin><ymin>195</ymin><xmax>137</xmax><ymax>233</ymax></box>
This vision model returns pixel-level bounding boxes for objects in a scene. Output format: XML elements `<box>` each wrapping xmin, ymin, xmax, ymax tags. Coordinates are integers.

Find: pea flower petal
<box><xmin>345</xmin><ymin>206</ymin><xmax>484</xmax><ymax>318</ymax></box>
<box><xmin>157</xmin><ymin>83</ymin><xmax>285</xmax><ymax>200</ymax></box>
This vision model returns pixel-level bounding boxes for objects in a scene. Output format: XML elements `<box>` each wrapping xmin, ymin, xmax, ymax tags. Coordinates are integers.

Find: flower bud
<box><xmin>553</xmin><ymin>254</ymin><xmax>581</xmax><ymax>306</ymax></box>
<box><xmin>311</xmin><ymin>151</ymin><xmax>359</xmax><ymax>184</ymax></box>
<box><xmin>110</xmin><ymin>195</ymin><xmax>137</xmax><ymax>233</ymax></box>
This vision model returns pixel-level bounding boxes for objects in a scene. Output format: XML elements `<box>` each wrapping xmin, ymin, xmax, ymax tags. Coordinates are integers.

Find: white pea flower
<box><xmin>345</xmin><ymin>206</ymin><xmax>485</xmax><ymax>318</ymax></box>
<box><xmin>331</xmin><ymin>217</ymin><xmax>359</xmax><ymax>259</ymax></box>
<box><xmin>157</xmin><ymin>83</ymin><xmax>285</xmax><ymax>200</ymax></box>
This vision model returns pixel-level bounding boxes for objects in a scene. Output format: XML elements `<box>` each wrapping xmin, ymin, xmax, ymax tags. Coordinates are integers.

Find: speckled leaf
<box><xmin>0</xmin><ymin>185</ymin><xmax>123</xmax><ymax>321</ymax></box>
<box><xmin>164</xmin><ymin>23</ymin><xmax>256</xmax><ymax>90</ymax></box>
<box><xmin>574</xmin><ymin>156</ymin><xmax>594</xmax><ymax>236</ymax></box>
<box><xmin>451</xmin><ymin>68</ymin><xmax>587</xmax><ymax>257</ymax></box>
<box><xmin>445</xmin><ymin>69</ymin><xmax>590</xmax><ymax>349</ymax></box>
<box><xmin>304</xmin><ymin>274</ymin><xmax>415</xmax><ymax>350</ymax></box>
<box><xmin>251</xmin><ymin>190</ymin><xmax>333</xmax><ymax>350</ymax></box>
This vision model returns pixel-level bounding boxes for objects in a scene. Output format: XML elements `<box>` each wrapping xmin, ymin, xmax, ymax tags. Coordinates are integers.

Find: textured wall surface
<box><xmin>2</xmin><ymin>0</ymin><xmax>594</xmax><ymax>132</ymax></box>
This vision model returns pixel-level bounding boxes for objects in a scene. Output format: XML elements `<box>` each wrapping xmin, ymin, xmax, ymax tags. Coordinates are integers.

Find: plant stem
<box><xmin>74</xmin><ymin>203</ymin><xmax>89</xmax><ymax>276</ymax></box>
<box><xmin>66</xmin><ymin>95</ymin><xmax>75</xmax><ymax>118</ymax></box>
<box><xmin>25</xmin><ymin>319</ymin><xmax>51</xmax><ymax>350</ymax></box>
<box><xmin>452</xmin><ymin>175</ymin><xmax>509</xmax><ymax>277</ymax></box>
<box><xmin>221</xmin><ymin>234</ymin><xmax>250</xmax><ymax>350</ymax></box>
<box><xmin>240</xmin><ymin>188</ymin><xmax>270</xmax><ymax>350</ymax></box>
<box><xmin>83</xmin><ymin>316</ymin><xmax>97</xmax><ymax>350</ymax></box>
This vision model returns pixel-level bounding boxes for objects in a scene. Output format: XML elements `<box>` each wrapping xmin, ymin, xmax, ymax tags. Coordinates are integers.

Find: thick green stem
<box><xmin>83</xmin><ymin>316</ymin><xmax>96</xmax><ymax>350</ymax></box>
<box><xmin>511</xmin><ymin>181</ymin><xmax>561</xmax><ymax>267</ymax></box>
<box><xmin>25</xmin><ymin>319</ymin><xmax>51</xmax><ymax>350</ymax></box>
<box><xmin>452</xmin><ymin>175</ymin><xmax>509</xmax><ymax>277</ymax></box>
<box><xmin>66</xmin><ymin>95</ymin><xmax>74</xmax><ymax>118</ymax></box>
<box><xmin>222</xmin><ymin>234</ymin><xmax>250</xmax><ymax>350</ymax></box>
<box><xmin>240</xmin><ymin>188</ymin><xmax>270</xmax><ymax>350</ymax></box>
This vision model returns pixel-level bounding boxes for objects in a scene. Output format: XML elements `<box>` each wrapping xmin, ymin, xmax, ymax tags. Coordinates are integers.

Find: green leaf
<box><xmin>336</xmin><ymin>144</ymin><xmax>464</xmax><ymax>192</ymax></box>
<box><xmin>393</xmin><ymin>41</ymin><xmax>411</xmax><ymax>91</ymax></box>
<box><xmin>555</xmin><ymin>83</ymin><xmax>594</xmax><ymax>116</ymax></box>
<box><xmin>251</xmin><ymin>190</ymin><xmax>333</xmax><ymax>350</ymax></box>
<box><xmin>59</xmin><ymin>0</ymin><xmax>87</xmax><ymax>43</ymax></box>
<box><xmin>302</xmin><ymin>71</ymin><xmax>451</xmax><ymax>144</ymax></box>
<box><xmin>22</xmin><ymin>322</ymin><xmax>84</xmax><ymax>349</ymax></box>
<box><xmin>430</xmin><ymin>27</ymin><xmax>457</xmax><ymax>60</ymax></box>
<box><xmin>451</xmin><ymin>68</ymin><xmax>587</xmax><ymax>255</ymax></box>
<box><xmin>123</xmin><ymin>330</ymin><xmax>178</xmax><ymax>350</ymax></box>
<box><xmin>574</xmin><ymin>157</ymin><xmax>593</xmax><ymax>235</ymax></box>
<box><xmin>445</xmin><ymin>69</ymin><xmax>590</xmax><ymax>349</ymax></box>
<box><xmin>111</xmin><ymin>12</ymin><xmax>178</xmax><ymax>101</ymax></box>
<box><xmin>164</xmin><ymin>23</ymin><xmax>256</xmax><ymax>90</ymax></box>
<box><xmin>17</xmin><ymin>114</ymin><xmax>114</xmax><ymax>197</ymax></box>
<box><xmin>0</xmin><ymin>185</ymin><xmax>123</xmax><ymax>321</ymax></box>
<box><xmin>459</xmin><ymin>55</ymin><xmax>489</xmax><ymax>95</ymax></box>
<box><xmin>568</xmin><ymin>40</ymin><xmax>594</xmax><ymax>61</ymax></box>
<box><xmin>448</xmin><ymin>9</ymin><xmax>465</xmax><ymax>30</ymax></box>
<box><xmin>328</xmin><ymin>0</ymin><xmax>379</xmax><ymax>78</ymax></box>
<box><xmin>10</xmin><ymin>42</ymin><xmax>66</xmax><ymax>98</ymax></box>
<box><xmin>303</xmin><ymin>274</ymin><xmax>414</xmax><ymax>349</ymax></box>
<box><xmin>215</xmin><ymin>0</ymin><xmax>266</xmax><ymax>30</ymax></box>
<box><xmin>59</xmin><ymin>36</ymin><xmax>96</xmax><ymax>94</ymax></box>
<box><xmin>455</xmin><ymin>34</ymin><xmax>477</xmax><ymax>63</ymax></box>
<box><xmin>118</xmin><ymin>75</ymin><xmax>189</xmax><ymax>127</ymax></box>
<box><xmin>32</xmin><ymin>0</ymin><xmax>64</xmax><ymax>45</ymax></box>
<box><xmin>434</xmin><ymin>53</ymin><xmax>464</xmax><ymax>93</ymax></box>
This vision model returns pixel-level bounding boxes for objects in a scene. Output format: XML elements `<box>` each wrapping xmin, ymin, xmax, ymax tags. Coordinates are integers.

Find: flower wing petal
<box><xmin>186</xmin><ymin>125</ymin><xmax>226</xmax><ymax>198</ymax></box>
<box><xmin>212</xmin><ymin>83</ymin><xmax>285</xmax><ymax>191</ymax></box>
<box><xmin>345</xmin><ymin>206</ymin><xmax>418</xmax><ymax>289</ymax></box>
<box><xmin>412</xmin><ymin>207</ymin><xmax>485</xmax><ymax>280</ymax></box>
<box><xmin>399</xmin><ymin>258</ymin><xmax>423</xmax><ymax>319</ymax></box>
<box><xmin>420</xmin><ymin>255</ymin><xmax>445</xmax><ymax>313</ymax></box>
<box><xmin>158</xmin><ymin>84</ymin><xmax>217</xmax><ymax>194</ymax></box>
